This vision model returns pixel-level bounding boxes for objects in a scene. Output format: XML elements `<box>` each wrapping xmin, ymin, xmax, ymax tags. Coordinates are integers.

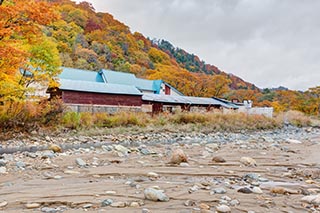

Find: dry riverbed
<box><xmin>0</xmin><ymin>126</ymin><xmax>320</xmax><ymax>212</ymax></box>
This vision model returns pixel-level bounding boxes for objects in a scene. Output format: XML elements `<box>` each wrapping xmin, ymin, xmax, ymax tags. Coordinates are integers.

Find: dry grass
<box><xmin>275</xmin><ymin>110</ymin><xmax>312</xmax><ymax>127</ymax></box>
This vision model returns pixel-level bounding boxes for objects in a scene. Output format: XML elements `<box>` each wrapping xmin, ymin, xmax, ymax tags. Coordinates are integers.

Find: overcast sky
<box><xmin>76</xmin><ymin>0</ymin><xmax>320</xmax><ymax>91</ymax></box>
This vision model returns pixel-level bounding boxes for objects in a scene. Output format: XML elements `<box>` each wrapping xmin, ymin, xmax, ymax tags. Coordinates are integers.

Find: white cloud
<box><xmin>76</xmin><ymin>0</ymin><xmax>320</xmax><ymax>90</ymax></box>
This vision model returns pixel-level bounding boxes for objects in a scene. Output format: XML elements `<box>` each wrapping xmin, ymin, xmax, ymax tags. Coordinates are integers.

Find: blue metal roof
<box><xmin>100</xmin><ymin>69</ymin><xmax>159</xmax><ymax>92</ymax></box>
<box><xmin>59</xmin><ymin>79</ymin><xmax>142</xmax><ymax>96</ymax></box>
<box><xmin>142</xmin><ymin>94</ymin><xmax>238</xmax><ymax>108</ymax></box>
<box><xmin>59</xmin><ymin>67</ymin><xmax>104</xmax><ymax>83</ymax></box>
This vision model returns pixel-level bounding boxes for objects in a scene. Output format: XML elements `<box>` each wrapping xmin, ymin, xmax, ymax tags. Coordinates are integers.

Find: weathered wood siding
<box><xmin>62</xmin><ymin>90</ymin><xmax>142</xmax><ymax>106</ymax></box>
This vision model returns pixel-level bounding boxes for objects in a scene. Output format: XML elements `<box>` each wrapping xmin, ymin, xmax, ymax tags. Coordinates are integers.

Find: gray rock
<box><xmin>140</xmin><ymin>148</ymin><xmax>151</xmax><ymax>155</ymax></box>
<box><xmin>229</xmin><ymin>199</ymin><xmax>240</xmax><ymax>206</ymax></box>
<box><xmin>252</xmin><ymin>187</ymin><xmax>263</xmax><ymax>194</ymax></box>
<box><xmin>212</xmin><ymin>187</ymin><xmax>227</xmax><ymax>194</ymax></box>
<box><xmin>237</xmin><ymin>187</ymin><xmax>253</xmax><ymax>194</ymax></box>
<box><xmin>216</xmin><ymin>204</ymin><xmax>231</xmax><ymax>213</ymax></box>
<box><xmin>0</xmin><ymin>159</ymin><xmax>7</xmax><ymax>167</ymax></box>
<box><xmin>75</xmin><ymin>158</ymin><xmax>86</xmax><ymax>167</ymax></box>
<box><xmin>110</xmin><ymin>201</ymin><xmax>126</xmax><ymax>208</ymax></box>
<box><xmin>101</xmin><ymin>199</ymin><xmax>113</xmax><ymax>207</ymax></box>
<box><xmin>243</xmin><ymin>173</ymin><xmax>260</xmax><ymax>181</ymax></box>
<box><xmin>301</xmin><ymin>194</ymin><xmax>320</xmax><ymax>205</ymax></box>
<box><xmin>41</xmin><ymin>207</ymin><xmax>58</xmax><ymax>213</ymax></box>
<box><xmin>42</xmin><ymin>150</ymin><xmax>55</xmax><ymax>159</ymax></box>
<box><xmin>114</xmin><ymin>145</ymin><xmax>130</xmax><ymax>155</ymax></box>
<box><xmin>16</xmin><ymin>161</ymin><xmax>26</xmax><ymax>169</ymax></box>
<box><xmin>0</xmin><ymin>167</ymin><xmax>6</xmax><ymax>174</ymax></box>
<box><xmin>144</xmin><ymin>187</ymin><xmax>169</xmax><ymax>202</ymax></box>
<box><xmin>142</xmin><ymin>208</ymin><xmax>151</xmax><ymax>213</ymax></box>
<box><xmin>0</xmin><ymin>201</ymin><xmax>8</xmax><ymax>208</ymax></box>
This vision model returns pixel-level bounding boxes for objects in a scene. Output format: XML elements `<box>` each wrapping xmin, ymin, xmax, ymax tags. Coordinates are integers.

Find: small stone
<box><xmin>82</xmin><ymin>204</ymin><xmax>92</xmax><ymax>208</ymax></box>
<box><xmin>184</xmin><ymin>200</ymin><xmax>196</xmax><ymax>206</ymax></box>
<box><xmin>216</xmin><ymin>204</ymin><xmax>231</xmax><ymax>213</ymax></box>
<box><xmin>110</xmin><ymin>201</ymin><xmax>126</xmax><ymax>208</ymax></box>
<box><xmin>170</xmin><ymin>149</ymin><xmax>188</xmax><ymax>164</ymax></box>
<box><xmin>101</xmin><ymin>199</ymin><xmax>113</xmax><ymax>207</ymax></box>
<box><xmin>237</xmin><ymin>187</ymin><xmax>253</xmax><ymax>194</ymax></box>
<box><xmin>105</xmin><ymin>191</ymin><xmax>116</xmax><ymax>195</ymax></box>
<box><xmin>229</xmin><ymin>199</ymin><xmax>240</xmax><ymax>206</ymax></box>
<box><xmin>286</xmin><ymin>139</ymin><xmax>302</xmax><ymax>144</ymax></box>
<box><xmin>114</xmin><ymin>145</ymin><xmax>130</xmax><ymax>155</ymax></box>
<box><xmin>41</xmin><ymin>207</ymin><xmax>57</xmax><ymax>213</ymax></box>
<box><xmin>270</xmin><ymin>187</ymin><xmax>299</xmax><ymax>194</ymax></box>
<box><xmin>63</xmin><ymin>170</ymin><xmax>80</xmax><ymax>175</ymax></box>
<box><xmin>42</xmin><ymin>150</ymin><xmax>55</xmax><ymax>159</ymax></box>
<box><xmin>206</xmin><ymin>144</ymin><xmax>219</xmax><ymax>151</ymax></box>
<box><xmin>301</xmin><ymin>194</ymin><xmax>320</xmax><ymax>204</ymax></box>
<box><xmin>252</xmin><ymin>187</ymin><xmax>263</xmax><ymax>194</ymax></box>
<box><xmin>240</xmin><ymin>157</ymin><xmax>257</xmax><ymax>167</ymax></box>
<box><xmin>212</xmin><ymin>187</ymin><xmax>227</xmax><ymax>194</ymax></box>
<box><xmin>25</xmin><ymin>203</ymin><xmax>41</xmax><ymax>209</ymax></box>
<box><xmin>0</xmin><ymin>201</ymin><xmax>8</xmax><ymax>208</ymax></box>
<box><xmin>142</xmin><ymin>208</ymin><xmax>151</xmax><ymax>213</ymax></box>
<box><xmin>0</xmin><ymin>160</ymin><xmax>7</xmax><ymax>167</ymax></box>
<box><xmin>0</xmin><ymin>167</ymin><xmax>7</xmax><ymax>174</ymax></box>
<box><xmin>147</xmin><ymin>172</ymin><xmax>159</xmax><ymax>179</ymax></box>
<box><xmin>129</xmin><ymin>201</ymin><xmax>140</xmax><ymax>207</ymax></box>
<box><xmin>48</xmin><ymin>144</ymin><xmax>62</xmax><ymax>153</ymax></box>
<box><xmin>140</xmin><ymin>148</ymin><xmax>151</xmax><ymax>155</ymax></box>
<box><xmin>212</xmin><ymin>156</ymin><xmax>226</xmax><ymax>163</ymax></box>
<box><xmin>75</xmin><ymin>158</ymin><xmax>86</xmax><ymax>167</ymax></box>
<box><xmin>180</xmin><ymin>162</ymin><xmax>190</xmax><ymax>167</ymax></box>
<box><xmin>221</xmin><ymin>196</ymin><xmax>231</xmax><ymax>201</ymax></box>
<box><xmin>16</xmin><ymin>161</ymin><xmax>26</xmax><ymax>169</ymax></box>
<box><xmin>144</xmin><ymin>187</ymin><xmax>169</xmax><ymax>202</ymax></box>
<box><xmin>199</xmin><ymin>203</ymin><xmax>210</xmax><ymax>210</ymax></box>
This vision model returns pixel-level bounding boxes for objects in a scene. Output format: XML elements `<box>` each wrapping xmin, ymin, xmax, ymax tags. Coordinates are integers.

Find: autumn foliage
<box><xmin>0</xmin><ymin>0</ymin><xmax>319</xmax><ymax>119</ymax></box>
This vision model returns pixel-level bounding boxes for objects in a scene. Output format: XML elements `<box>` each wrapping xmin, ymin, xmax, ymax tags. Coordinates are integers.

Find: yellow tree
<box><xmin>0</xmin><ymin>0</ymin><xmax>60</xmax><ymax>102</ymax></box>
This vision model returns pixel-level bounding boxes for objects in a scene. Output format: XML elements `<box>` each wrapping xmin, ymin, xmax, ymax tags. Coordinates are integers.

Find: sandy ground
<box><xmin>0</xmin><ymin>132</ymin><xmax>320</xmax><ymax>213</ymax></box>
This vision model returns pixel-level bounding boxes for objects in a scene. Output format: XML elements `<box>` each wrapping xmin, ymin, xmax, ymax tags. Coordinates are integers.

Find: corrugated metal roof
<box><xmin>59</xmin><ymin>67</ymin><xmax>104</xmax><ymax>83</ymax></box>
<box><xmin>142</xmin><ymin>94</ymin><xmax>238</xmax><ymax>108</ymax></box>
<box><xmin>101</xmin><ymin>69</ymin><xmax>158</xmax><ymax>92</ymax></box>
<box><xmin>59</xmin><ymin>79</ymin><xmax>142</xmax><ymax>95</ymax></box>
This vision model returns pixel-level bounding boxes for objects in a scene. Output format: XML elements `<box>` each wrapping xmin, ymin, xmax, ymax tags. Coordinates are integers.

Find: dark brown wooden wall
<box><xmin>62</xmin><ymin>90</ymin><xmax>142</xmax><ymax>106</ymax></box>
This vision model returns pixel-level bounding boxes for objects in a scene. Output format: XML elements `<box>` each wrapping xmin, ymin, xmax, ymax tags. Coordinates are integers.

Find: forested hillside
<box><xmin>0</xmin><ymin>0</ymin><xmax>319</xmax><ymax>115</ymax></box>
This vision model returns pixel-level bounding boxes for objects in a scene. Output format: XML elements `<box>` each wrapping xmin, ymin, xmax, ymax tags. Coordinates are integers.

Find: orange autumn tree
<box><xmin>0</xmin><ymin>0</ymin><xmax>61</xmax><ymax>102</ymax></box>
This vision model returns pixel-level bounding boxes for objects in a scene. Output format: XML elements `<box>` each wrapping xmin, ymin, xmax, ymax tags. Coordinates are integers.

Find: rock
<box><xmin>212</xmin><ymin>156</ymin><xmax>226</xmax><ymax>163</ymax></box>
<box><xmin>0</xmin><ymin>167</ymin><xmax>7</xmax><ymax>174</ymax></box>
<box><xmin>206</xmin><ymin>144</ymin><xmax>219</xmax><ymax>151</ymax></box>
<box><xmin>129</xmin><ymin>202</ymin><xmax>140</xmax><ymax>207</ymax></box>
<box><xmin>301</xmin><ymin>194</ymin><xmax>320</xmax><ymax>204</ymax></box>
<box><xmin>212</xmin><ymin>187</ymin><xmax>227</xmax><ymax>194</ymax></box>
<box><xmin>199</xmin><ymin>203</ymin><xmax>210</xmax><ymax>210</ymax></box>
<box><xmin>240</xmin><ymin>157</ymin><xmax>257</xmax><ymax>167</ymax></box>
<box><xmin>237</xmin><ymin>187</ymin><xmax>253</xmax><ymax>194</ymax></box>
<box><xmin>216</xmin><ymin>205</ymin><xmax>231</xmax><ymax>213</ymax></box>
<box><xmin>286</xmin><ymin>139</ymin><xmax>302</xmax><ymax>144</ymax></box>
<box><xmin>140</xmin><ymin>148</ymin><xmax>151</xmax><ymax>155</ymax></box>
<box><xmin>110</xmin><ymin>201</ymin><xmax>126</xmax><ymax>208</ymax></box>
<box><xmin>16</xmin><ymin>161</ymin><xmax>26</xmax><ymax>169</ymax></box>
<box><xmin>101</xmin><ymin>199</ymin><xmax>113</xmax><ymax>207</ymax></box>
<box><xmin>82</xmin><ymin>204</ymin><xmax>92</xmax><ymax>208</ymax></box>
<box><xmin>184</xmin><ymin>200</ymin><xmax>196</xmax><ymax>206</ymax></box>
<box><xmin>42</xmin><ymin>150</ymin><xmax>55</xmax><ymax>159</ymax></box>
<box><xmin>144</xmin><ymin>187</ymin><xmax>169</xmax><ymax>202</ymax></box>
<box><xmin>0</xmin><ymin>201</ymin><xmax>8</xmax><ymax>208</ymax></box>
<box><xmin>75</xmin><ymin>158</ymin><xmax>87</xmax><ymax>167</ymax></box>
<box><xmin>0</xmin><ymin>160</ymin><xmax>7</xmax><ymax>167</ymax></box>
<box><xmin>270</xmin><ymin>187</ymin><xmax>299</xmax><ymax>194</ymax></box>
<box><xmin>48</xmin><ymin>144</ymin><xmax>62</xmax><ymax>153</ymax></box>
<box><xmin>114</xmin><ymin>145</ymin><xmax>130</xmax><ymax>155</ymax></box>
<box><xmin>63</xmin><ymin>170</ymin><xmax>80</xmax><ymax>175</ymax></box>
<box><xmin>252</xmin><ymin>187</ymin><xmax>263</xmax><ymax>194</ymax></box>
<box><xmin>243</xmin><ymin>173</ymin><xmax>260</xmax><ymax>181</ymax></box>
<box><xmin>229</xmin><ymin>199</ymin><xmax>240</xmax><ymax>206</ymax></box>
<box><xmin>105</xmin><ymin>191</ymin><xmax>116</xmax><ymax>194</ymax></box>
<box><xmin>25</xmin><ymin>203</ymin><xmax>41</xmax><ymax>209</ymax></box>
<box><xmin>180</xmin><ymin>162</ymin><xmax>190</xmax><ymax>167</ymax></box>
<box><xmin>142</xmin><ymin>208</ymin><xmax>151</xmax><ymax>213</ymax></box>
<box><xmin>41</xmin><ymin>207</ymin><xmax>57</xmax><ymax>213</ymax></box>
<box><xmin>147</xmin><ymin>172</ymin><xmax>159</xmax><ymax>179</ymax></box>
<box><xmin>170</xmin><ymin>149</ymin><xmax>188</xmax><ymax>164</ymax></box>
